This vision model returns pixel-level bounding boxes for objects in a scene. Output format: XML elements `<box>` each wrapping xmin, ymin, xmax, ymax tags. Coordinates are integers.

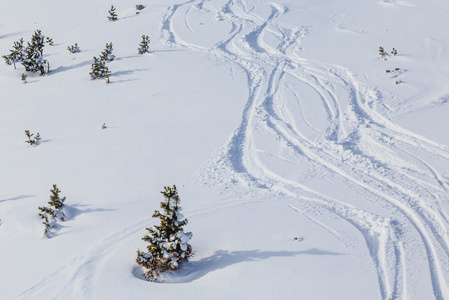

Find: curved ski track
<box><xmin>166</xmin><ymin>0</ymin><xmax>449</xmax><ymax>299</ymax></box>
<box><xmin>17</xmin><ymin>1</ymin><xmax>449</xmax><ymax>299</ymax></box>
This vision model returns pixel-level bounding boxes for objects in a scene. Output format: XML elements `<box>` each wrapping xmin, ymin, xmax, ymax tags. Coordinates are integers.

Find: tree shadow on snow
<box><xmin>0</xmin><ymin>194</ymin><xmax>36</xmax><ymax>203</ymax></box>
<box><xmin>45</xmin><ymin>204</ymin><xmax>115</xmax><ymax>238</ymax></box>
<box><xmin>0</xmin><ymin>30</ymin><xmax>29</xmax><ymax>40</ymax></box>
<box><xmin>64</xmin><ymin>203</ymin><xmax>116</xmax><ymax>220</ymax></box>
<box><xmin>133</xmin><ymin>248</ymin><xmax>345</xmax><ymax>283</ymax></box>
<box><xmin>113</xmin><ymin>68</ymin><xmax>149</xmax><ymax>76</ymax></box>
<box><xmin>50</xmin><ymin>60</ymin><xmax>93</xmax><ymax>75</ymax></box>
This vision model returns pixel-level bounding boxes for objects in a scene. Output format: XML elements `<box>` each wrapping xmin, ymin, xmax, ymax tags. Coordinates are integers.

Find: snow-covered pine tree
<box><xmin>136</xmin><ymin>185</ymin><xmax>193</xmax><ymax>281</ymax></box>
<box><xmin>38</xmin><ymin>184</ymin><xmax>66</xmax><ymax>238</ymax></box>
<box><xmin>108</xmin><ymin>5</ymin><xmax>118</xmax><ymax>21</ymax></box>
<box><xmin>90</xmin><ymin>56</ymin><xmax>111</xmax><ymax>80</ymax></box>
<box><xmin>25</xmin><ymin>130</ymin><xmax>40</xmax><ymax>146</ymax></box>
<box><xmin>22</xmin><ymin>30</ymin><xmax>49</xmax><ymax>75</ymax></box>
<box><xmin>138</xmin><ymin>35</ymin><xmax>150</xmax><ymax>54</ymax></box>
<box><xmin>100</xmin><ymin>42</ymin><xmax>115</xmax><ymax>62</ymax></box>
<box><xmin>2</xmin><ymin>38</ymin><xmax>25</xmax><ymax>69</ymax></box>
<box><xmin>34</xmin><ymin>132</ymin><xmax>41</xmax><ymax>144</ymax></box>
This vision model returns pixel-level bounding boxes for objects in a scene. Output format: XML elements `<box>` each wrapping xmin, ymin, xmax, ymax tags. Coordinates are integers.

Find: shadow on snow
<box><xmin>133</xmin><ymin>248</ymin><xmax>345</xmax><ymax>283</ymax></box>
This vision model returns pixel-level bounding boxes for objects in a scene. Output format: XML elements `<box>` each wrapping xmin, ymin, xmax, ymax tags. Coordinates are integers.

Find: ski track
<box><xmin>17</xmin><ymin>1</ymin><xmax>449</xmax><ymax>299</ymax></box>
<box><xmin>182</xmin><ymin>0</ymin><xmax>449</xmax><ymax>299</ymax></box>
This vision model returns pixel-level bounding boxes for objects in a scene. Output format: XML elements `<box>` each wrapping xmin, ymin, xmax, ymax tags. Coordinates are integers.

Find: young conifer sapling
<box><xmin>138</xmin><ymin>35</ymin><xmax>150</xmax><ymax>54</ymax></box>
<box><xmin>38</xmin><ymin>184</ymin><xmax>66</xmax><ymax>238</ymax></box>
<box><xmin>136</xmin><ymin>185</ymin><xmax>193</xmax><ymax>282</ymax></box>
<box><xmin>108</xmin><ymin>5</ymin><xmax>118</xmax><ymax>21</ymax></box>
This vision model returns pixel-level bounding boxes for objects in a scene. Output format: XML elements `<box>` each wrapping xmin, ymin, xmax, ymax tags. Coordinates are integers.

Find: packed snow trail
<box><xmin>154</xmin><ymin>0</ymin><xmax>449</xmax><ymax>299</ymax></box>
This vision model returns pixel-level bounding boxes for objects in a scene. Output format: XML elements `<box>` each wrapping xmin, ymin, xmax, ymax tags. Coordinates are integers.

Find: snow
<box><xmin>1</xmin><ymin>0</ymin><xmax>449</xmax><ymax>299</ymax></box>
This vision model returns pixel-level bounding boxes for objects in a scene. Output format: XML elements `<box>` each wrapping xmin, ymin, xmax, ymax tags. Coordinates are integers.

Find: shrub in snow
<box><xmin>21</xmin><ymin>73</ymin><xmax>27</xmax><ymax>83</ymax></box>
<box><xmin>108</xmin><ymin>5</ymin><xmax>118</xmax><ymax>21</ymax></box>
<box><xmin>25</xmin><ymin>130</ymin><xmax>41</xmax><ymax>146</ymax></box>
<box><xmin>378</xmin><ymin>46</ymin><xmax>387</xmax><ymax>59</ymax></box>
<box><xmin>38</xmin><ymin>184</ymin><xmax>66</xmax><ymax>238</ymax></box>
<box><xmin>45</xmin><ymin>37</ymin><xmax>53</xmax><ymax>46</ymax></box>
<box><xmin>2</xmin><ymin>38</ymin><xmax>25</xmax><ymax>69</ymax></box>
<box><xmin>136</xmin><ymin>185</ymin><xmax>193</xmax><ymax>282</ymax></box>
<box><xmin>90</xmin><ymin>56</ymin><xmax>111</xmax><ymax>81</ymax></box>
<box><xmin>100</xmin><ymin>42</ymin><xmax>115</xmax><ymax>62</ymax></box>
<box><xmin>67</xmin><ymin>43</ymin><xmax>80</xmax><ymax>53</ymax></box>
<box><xmin>138</xmin><ymin>35</ymin><xmax>150</xmax><ymax>54</ymax></box>
<box><xmin>22</xmin><ymin>30</ymin><xmax>49</xmax><ymax>75</ymax></box>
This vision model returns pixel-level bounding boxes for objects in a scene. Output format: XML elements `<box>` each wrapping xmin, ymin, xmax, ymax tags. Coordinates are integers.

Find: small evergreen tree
<box><xmin>67</xmin><ymin>43</ymin><xmax>80</xmax><ymax>53</ymax></box>
<box><xmin>2</xmin><ymin>38</ymin><xmax>25</xmax><ymax>69</ymax></box>
<box><xmin>136</xmin><ymin>185</ymin><xmax>193</xmax><ymax>282</ymax></box>
<box><xmin>34</xmin><ymin>132</ymin><xmax>41</xmax><ymax>144</ymax></box>
<box><xmin>108</xmin><ymin>5</ymin><xmax>118</xmax><ymax>21</ymax></box>
<box><xmin>100</xmin><ymin>42</ymin><xmax>115</xmax><ymax>62</ymax></box>
<box><xmin>38</xmin><ymin>184</ymin><xmax>66</xmax><ymax>238</ymax></box>
<box><xmin>90</xmin><ymin>56</ymin><xmax>111</xmax><ymax>80</ymax></box>
<box><xmin>25</xmin><ymin>130</ymin><xmax>41</xmax><ymax>146</ymax></box>
<box><xmin>138</xmin><ymin>35</ymin><xmax>150</xmax><ymax>54</ymax></box>
<box><xmin>22</xmin><ymin>30</ymin><xmax>49</xmax><ymax>75</ymax></box>
<box><xmin>45</xmin><ymin>37</ymin><xmax>53</xmax><ymax>46</ymax></box>
<box><xmin>378</xmin><ymin>46</ymin><xmax>387</xmax><ymax>59</ymax></box>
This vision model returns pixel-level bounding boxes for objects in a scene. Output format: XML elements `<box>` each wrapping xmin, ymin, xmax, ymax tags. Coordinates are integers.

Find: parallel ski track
<box><xmin>19</xmin><ymin>1</ymin><xmax>448</xmax><ymax>299</ymax></box>
<box><xmin>163</xmin><ymin>0</ymin><xmax>449</xmax><ymax>299</ymax></box>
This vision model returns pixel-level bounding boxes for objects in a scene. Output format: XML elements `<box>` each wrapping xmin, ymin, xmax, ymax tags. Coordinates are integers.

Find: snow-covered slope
<box><xmin>1</xmin><ymin>0</ymin><xmax>449</xmax><ymax>299</ymax></box>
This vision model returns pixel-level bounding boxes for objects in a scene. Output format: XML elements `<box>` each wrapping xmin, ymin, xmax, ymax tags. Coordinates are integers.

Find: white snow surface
<box><xmin>1</xmin><ymin>0</ymin><xmax>449</xmax><ymax>299</ymax></box>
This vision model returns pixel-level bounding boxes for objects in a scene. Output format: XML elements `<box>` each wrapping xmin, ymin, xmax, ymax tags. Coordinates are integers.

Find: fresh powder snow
<box><xmin>1</xmin><ymin>0</ymin><xmax>449</xmax><ymax>299</ymax></box>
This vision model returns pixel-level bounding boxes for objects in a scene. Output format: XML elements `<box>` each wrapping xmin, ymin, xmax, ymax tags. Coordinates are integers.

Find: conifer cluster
<box><xmin>2</xmin><ymin>30</ymin><xmax>50</xmax><ymax>75</ymax></box>
<box><xmin>22</xmin><ymin>30</ymin><xmax>49</xmax><ymax>75</ymax></box>
<box><xmin>136</xmin><ymin>185</ymin><xmax>193</xmax><ymax>281</ymax></box>
<box><xmin>90</xmin><ymin>56</ymin><xmax>111</xmax><ymax>81</ymax></box>
<box><xmin>90</xmin><ymin>43</ymin><xmax>114</xmax><ymax>82</ymax></box>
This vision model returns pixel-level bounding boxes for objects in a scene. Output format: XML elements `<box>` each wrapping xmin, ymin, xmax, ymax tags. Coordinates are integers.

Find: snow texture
<box><xmin>1</xmin><ymin>0</ymin><xmax>449</xmax><ymax>299</ymax></box>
